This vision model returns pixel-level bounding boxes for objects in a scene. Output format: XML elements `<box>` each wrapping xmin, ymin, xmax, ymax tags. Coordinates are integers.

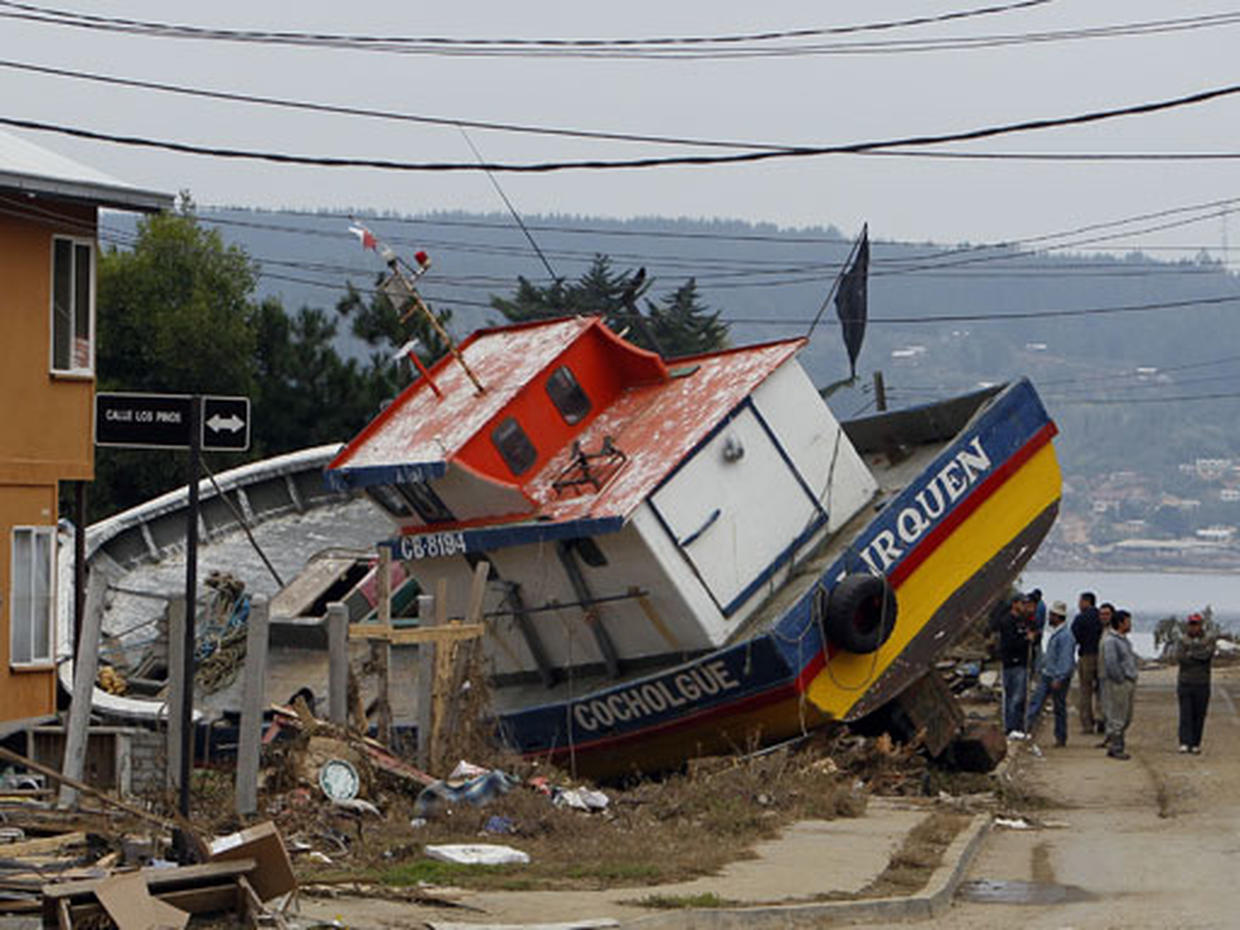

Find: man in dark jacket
<box><xmin>1170</xmin><ymin>612</ymin><xmax>1218</xmax><ymax>754</ymax></box>
<box><xmin>998</xmin><ymin>593</ymin><xmax>1038</xmax><ymax>736</ymax></box>
<box><xmin>1072</xmin><ymin>592</ymin><xmax>1102</xmax><ymax>734</ymax></box>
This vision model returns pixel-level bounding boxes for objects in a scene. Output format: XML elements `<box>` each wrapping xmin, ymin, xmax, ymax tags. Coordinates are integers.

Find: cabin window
<box><xmin>366</xmin><ymin>486</ymin><xmax>413</xmax><ymax>519</ymax></box>
<box><xmin>50</xmin><ymin>237</ymin><xmax>94</xmax><ymax>375</ymax></box>
<box><xmin>545</xmin><ymin>366</ymin><xmax>591</xmax><ymax>425</ymax></box>
<box><xmin>10</xmin><ymin>526</ymin><xmax>54</xmax><ymax>666</ymax></box>
<box><xmin>492</xmin><ymin>417</ymin><xmax>538</xmax><ymax>476</ymax></box>
<box><xmin>398</xmin><ymin>481</ymin><xmax>454</xmax><ymax>524</ymax></box>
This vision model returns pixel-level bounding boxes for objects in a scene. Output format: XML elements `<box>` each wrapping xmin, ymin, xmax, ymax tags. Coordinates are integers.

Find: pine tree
<box><xmin>646</xmin><ymin>277</ymin><xmax>729</xmax><ymax>358</ymax></box>
<box><xmin>490</xmin><ymin>256</ymin><xmax>732</xmax><ymax>356</ymax></box>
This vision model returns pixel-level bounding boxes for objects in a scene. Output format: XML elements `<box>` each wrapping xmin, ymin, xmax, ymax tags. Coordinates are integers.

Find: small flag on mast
<box><xmin>348</xmin><ymin>223</ymin><xmax>378</xmax><ymax>251</ymax></box>
<box><xmin>835</xmin><ymin>224</ymin><xmax>869</xmax><ymax>379</ymax></box>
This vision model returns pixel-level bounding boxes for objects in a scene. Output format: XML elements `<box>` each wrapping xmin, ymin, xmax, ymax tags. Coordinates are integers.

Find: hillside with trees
<box><xmin>96</xmin><ymin>205</ymin><xmax>1240</xmax><ymax>564</ymax></box>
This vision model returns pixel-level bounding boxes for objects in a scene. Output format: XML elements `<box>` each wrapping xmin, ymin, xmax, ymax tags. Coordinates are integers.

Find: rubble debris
<box><xmin>41</xmin><ymin>858</ymin><xmax>263</xmax><ymax>930</ymax></box>
<box><xmin>424</xmin><ymin>844</ymin><xmax>530</xmax><ymax>866</ymax></box>
<box><xmin>208</xmin><ymin>821</ymin><xmax>297</xmax><ymax>902</ymax></box>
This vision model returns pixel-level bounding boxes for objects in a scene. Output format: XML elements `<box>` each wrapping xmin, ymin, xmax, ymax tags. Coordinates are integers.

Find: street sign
<box><xmin>96</xmin><ymin>392</ymin><xmax>193</xmax><ymax>449</ymax></box>
<box><xmin>96</xmin><ymin>393</ymin><xmax>251</xmax><ymax>451</ymax></box>
<box><xmin>201</xmin><ymin>395</ymin><xmax>250</xmax><ymax>452</ymax></box>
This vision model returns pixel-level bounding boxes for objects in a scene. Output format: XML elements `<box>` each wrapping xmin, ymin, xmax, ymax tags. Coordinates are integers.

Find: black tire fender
<box><xmin>815</xmin><ymin>574</ymin><xmax>898</xmax><ymax>655</ymax></box>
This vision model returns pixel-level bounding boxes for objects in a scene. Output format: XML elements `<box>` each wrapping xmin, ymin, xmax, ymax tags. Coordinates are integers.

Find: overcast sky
<box><xmin>5</xmin><ymin>0</ymin><xmax>1240</xmax><ymax>256</ymax></box>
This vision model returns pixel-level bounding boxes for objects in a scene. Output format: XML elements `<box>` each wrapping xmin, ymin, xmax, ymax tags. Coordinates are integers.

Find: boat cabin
<box><xmin>326</xmin><ymin>316</ymin><xmax>878</xmax><ymax>685</ymax></box>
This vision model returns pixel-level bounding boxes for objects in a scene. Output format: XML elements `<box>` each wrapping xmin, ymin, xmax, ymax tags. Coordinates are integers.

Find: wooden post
<box><xmin>235</xmin><ymin>599</ymin><xmax>269</xmax><ymax>816</ymax></box>
<box><xmin>374</xmin><ymin>548</ymin><xmax>392</xmax><ymax>745</ymax></box>
<box><xmin>326</xmin><ymin>602</ymin><xmax>348</xmax><ymax>727</ymax></box>
<box><xmin>166</xmin><ymin>597</ymin><xmax>186</xmax><ymax>792</ymax></box>
<box><xmin>415</xmin><ymin>579</ymin><xmax>445</xmax><ymax>771</ymax></box>
<box><xmin>57</xmin><ymin>566</ymin><xmax>109</xmax><ymax>809</ymax></box>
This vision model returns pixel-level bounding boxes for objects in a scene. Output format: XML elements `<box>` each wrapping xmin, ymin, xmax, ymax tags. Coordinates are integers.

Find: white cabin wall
<box><xmin>409</xmin><ymin>525</ymin><xmax>713</xmax><ymax>679</ymax></box>
<box><xmin>749</xmin><ymin>359</ymin><xmax>878</xmax><ymax>533</ymax></box>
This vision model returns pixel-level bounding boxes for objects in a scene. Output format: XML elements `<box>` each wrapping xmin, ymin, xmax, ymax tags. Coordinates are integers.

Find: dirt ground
<box><xmin>856</xmin><ymin>663</ymin><xmax>1240</xmax><ymax>930</ymax></box>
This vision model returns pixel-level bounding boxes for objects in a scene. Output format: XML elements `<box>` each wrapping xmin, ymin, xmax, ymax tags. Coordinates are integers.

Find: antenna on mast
<box><xmin>349</xmin><ymin>218</ymin><xmax>485</xmax><ymax>395</ymax></box>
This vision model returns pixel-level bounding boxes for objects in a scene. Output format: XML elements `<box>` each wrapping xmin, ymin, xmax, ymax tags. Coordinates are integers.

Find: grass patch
<box><xmin>858</xmin><ymin>812</ymin><xmax>969</xmax><ymax>899</ymax></box>
<box><xmin>638</xmin><ymin>892</ymin><xmax>731</xmax><ymax>910</ymax></box>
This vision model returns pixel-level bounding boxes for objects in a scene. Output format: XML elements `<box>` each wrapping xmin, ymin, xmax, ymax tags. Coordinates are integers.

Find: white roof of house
<box><xmin>0</xmin><ymin>127</ymin><xmax>172</xmax><ymax>212</ymax></box>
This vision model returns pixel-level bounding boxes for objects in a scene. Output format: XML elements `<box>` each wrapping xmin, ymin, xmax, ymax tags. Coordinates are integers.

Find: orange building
<box><xmin>0</xmin><ymin>130</ymin><xmax>170</xmax><ymax>731</ymax></box>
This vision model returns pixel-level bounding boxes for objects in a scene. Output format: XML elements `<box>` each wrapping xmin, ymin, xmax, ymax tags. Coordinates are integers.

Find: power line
<box><xmin>0</xmin><ymin>58</ymin><xmax>788</xmax><ymax>151</ymax></box>
<box><xmin>0</xmin><ymin>0</ymin><xmax>1057</xmax><ymax>52</ymax></box>
<box><xmin>7</xmin><ymin>4</ymin><xmax>1240</xmax><ymax>60</ymax></box>
<box><xmin>7</xmin><ymin>80</ymin><xmax>1240</xmax><ymax>173</ymax></box>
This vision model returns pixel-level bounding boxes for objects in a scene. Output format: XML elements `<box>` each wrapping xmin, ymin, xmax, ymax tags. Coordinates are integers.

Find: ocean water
<box><xmin>1021</xmin><ymin>569</ymin><xmax>1240</xmax><ymax>658</ymax></box>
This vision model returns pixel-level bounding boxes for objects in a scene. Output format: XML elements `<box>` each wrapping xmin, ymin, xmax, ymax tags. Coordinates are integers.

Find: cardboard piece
<box><xmin>209</xmin><ymin>821</ymin><xmax>296</xmax><ymax>902</ymax></box>
<box><xmin>92</xmin><ymin>871</ymin><xmax>189</xmax><ymax>930</ymax></box>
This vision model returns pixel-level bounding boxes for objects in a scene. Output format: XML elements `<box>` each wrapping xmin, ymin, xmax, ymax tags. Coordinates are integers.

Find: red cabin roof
<box><xmin>327</xmin><ymin>316</ymin><xmax>804</xmax><ymax>531</ymax></box>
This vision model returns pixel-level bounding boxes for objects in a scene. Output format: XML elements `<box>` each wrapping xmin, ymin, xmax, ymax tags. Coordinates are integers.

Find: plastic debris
<box><xmin>483</xmin><ymin>815</ymin><xmax>516</xmax><ymax>835</ymax></box>
<box><xmin>995</xmin><ymin>817</ymin><xmax>1034</xmax><ymax>830</ymax></box>
<box><xmin>332</xmin><ymin>797</ymin><xmax>381</xmax><ymax>816</ymax></box>
<box><xmin>552</xmin><ymin>787</ymin><xmax>610</xmax><ymax>812</ymax></box>
<box><xmin>424</xmin><ymin>843</ymin><xmax>530</xmax><ymax>866</ymax></box>
<box><xmin>414</xmin><ymin>770</ymin><xmax>518</xmax><ymax>817</ymax></box>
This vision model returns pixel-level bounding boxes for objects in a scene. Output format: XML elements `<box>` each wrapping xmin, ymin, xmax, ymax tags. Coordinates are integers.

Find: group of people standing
<box><xmin>994</xmin><ymin>589</ymin><xmax>1219</xmax><ymax>760</ymax></box>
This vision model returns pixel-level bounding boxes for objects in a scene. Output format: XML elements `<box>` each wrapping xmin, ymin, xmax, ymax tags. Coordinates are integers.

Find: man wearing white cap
<box><xmin>1026</xmin><ymin>600</ymin><xmax>1076</xmax><ymax>746</ymax></box>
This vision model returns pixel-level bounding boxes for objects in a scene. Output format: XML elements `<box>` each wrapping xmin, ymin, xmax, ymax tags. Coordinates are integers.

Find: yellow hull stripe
<box><xmin>807</xmin><ymin>442</ymin><xmax>1063</xmax><ymax>718</ymax></box>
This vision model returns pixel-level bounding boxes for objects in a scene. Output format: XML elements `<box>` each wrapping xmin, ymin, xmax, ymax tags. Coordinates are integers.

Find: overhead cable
<box><xmin>5</xmin><ymin>80</ymin><xmax>1240</xmax><ymax>173</ymax></box>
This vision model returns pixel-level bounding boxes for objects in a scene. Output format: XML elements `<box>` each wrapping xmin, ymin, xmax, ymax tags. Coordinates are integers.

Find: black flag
<box><xmin>834</xmin><ymin>225</ymin><xmax>869</xmax><ymax>379</ymax></box>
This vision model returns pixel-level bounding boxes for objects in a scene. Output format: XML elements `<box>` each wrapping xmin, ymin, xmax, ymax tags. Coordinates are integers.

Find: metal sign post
<box><xmin>93</xmin><ymin>392</ymin><xmax>248</xmax><ymax>860</ymax></box>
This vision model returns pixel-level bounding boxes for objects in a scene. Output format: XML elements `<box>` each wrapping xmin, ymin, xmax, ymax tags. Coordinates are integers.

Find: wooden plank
<box><xmin>166</xmin><ymin>596</ymin><xmax>186</xmax><ymax>792</ymax></box>
<box><xmin>57</xmin><ymin>567</ymin><xmax>110</xmax><ymax>809</ymax></box>
<box><xmin>269</xmin><ymin>556</ymin><xmax>356</xmax><ymax>619</ymax></box>
<box><xmin>235</xmin><ymin>599</ymin><xmax>270</xmax><ymax>816</ymax></box>
<box><xmin>0</xmin><ymin>746</ymin><xmax>173</xmax><ymax>833</ymax></box>
<box><xmin>0</xmin><ymin>831</ymin><xmax>85</xmax><ymax>858</ymax></box>
<box><xmin>65</xmin><ymin>882</ymin><xmax>241</xmax><ymax>924</ymax></box>
<box><xmin>465</xmin><ymin>561</ymin><xmax>490</xmax><ymax>624</ymax></box>
<box><xmin>350</xmin><ymin>623</ymin><xmax>484</xmax><ymax>645</ymax></box>
<box><xmin>42</xmin><ymin>859</ymin><xmax>257</xmax><ymax>901</ymax></box>
<box><xmin>326</xmin><ymin>602</ymin><xmax>348</xmax><ymax>727</ymax></box>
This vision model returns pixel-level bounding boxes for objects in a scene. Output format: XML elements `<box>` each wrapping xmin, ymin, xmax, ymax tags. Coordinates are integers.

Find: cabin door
<box><xmin>650</xmin><ymin>405</ymin><xmax>824</xmax><ymax>616</ymax></box>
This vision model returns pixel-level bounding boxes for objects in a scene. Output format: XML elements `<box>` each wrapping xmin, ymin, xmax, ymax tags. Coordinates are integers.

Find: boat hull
<box><xmin>497</xmin><ymin>379</ymin><xmax>1062</xmax><ymax>779</ymax></box>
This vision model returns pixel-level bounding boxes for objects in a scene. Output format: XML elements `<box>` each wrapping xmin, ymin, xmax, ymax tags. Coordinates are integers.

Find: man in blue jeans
<box><xmin>1026</xmin><ymin>601</ymin><xmax>1076</xmax><ymax>746</ymax></box>
<box><xmin>998</xmin><ymin>592</ymin><xmax>1038</xmax><ymax>737</ymax></box>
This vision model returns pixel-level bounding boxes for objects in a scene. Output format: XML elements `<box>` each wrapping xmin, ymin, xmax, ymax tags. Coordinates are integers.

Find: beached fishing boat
<box><xmin>326</xmin><ymin>314</ymin><xmax>1061</xmax><ymax>778</ymax></box>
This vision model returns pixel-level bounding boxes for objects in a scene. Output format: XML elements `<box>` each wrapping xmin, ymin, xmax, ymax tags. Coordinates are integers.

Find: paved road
<box><xmin>863</xmin><ymin>663</ymin><xmax>1240</xmax><ymax>930</ymax></box>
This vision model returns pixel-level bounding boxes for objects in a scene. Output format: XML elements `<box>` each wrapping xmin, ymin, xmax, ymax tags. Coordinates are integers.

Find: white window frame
<box><xmin>9</xmin><ymin>526</ymin><xmax>56</xmax><ymax>668</ymax></box>
<box><xmin>49</xmin><ymin>235</ymin><xmax>96</xmax><ymax>377</ymax></box>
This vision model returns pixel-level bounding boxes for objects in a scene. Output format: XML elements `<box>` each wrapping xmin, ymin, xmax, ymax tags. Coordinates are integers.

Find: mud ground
<box><xmin>858</xmin><ymin>663</ymin><xmax>1240</xmax><ymax>930</ymax></box>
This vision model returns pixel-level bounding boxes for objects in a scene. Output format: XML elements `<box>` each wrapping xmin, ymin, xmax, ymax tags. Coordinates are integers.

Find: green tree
<box><xmin>98</xmin><ymin>198</ymin><xmax>258</xmax><ymax>396</ymax></box>
<box><xmin>646</xmin><ymin>278</ymin><xmax>729</xmax><ymax>357</ymax></box>
<box><xmin>90</xmin><ymin>199</ymin><xmax>402</xmax><ymax>519</ymax></box>
<box><xmin>252</xmin><ymin>299</ymin><xmax>398</xmax><ymax>453</ymax></box>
